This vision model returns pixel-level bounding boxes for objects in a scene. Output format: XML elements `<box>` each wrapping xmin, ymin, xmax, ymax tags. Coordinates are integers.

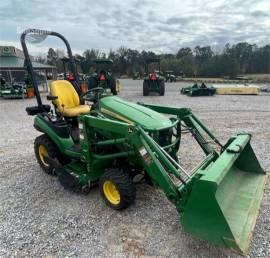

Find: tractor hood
<box><xmin>99</xmin><ymin>96</ymin><xmax>172</xmax><ymax>130</ymax></box>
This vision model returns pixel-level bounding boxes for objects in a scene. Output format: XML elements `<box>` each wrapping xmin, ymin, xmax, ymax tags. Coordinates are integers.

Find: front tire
<box><xmin>159</xmin><ymin>80</ymin><xmax>165</xmax><ymax>96</ymax></box>
<box><xmin>88</xmin><ymin>77</ymin><xmax>98</xmax><ymax>90</ymax></box>
<box><xmin>99</xmin><ymin>169</ymin><xmax>136</xmax><ymax>210</ymax></box>
<box><xmin>109</xmin><ymin>78</ymin><xmax>117</xmax><ymax>95</ymax></box>
<box><xmin>143</xmin><ymin>81</ymin><xmax>149</xmax><ymax>96</ymax></box>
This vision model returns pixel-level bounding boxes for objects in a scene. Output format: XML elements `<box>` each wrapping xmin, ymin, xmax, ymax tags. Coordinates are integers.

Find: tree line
<box><xmin>38</xmin><ymin>42</ymin><xmax>270</xmax><ymax>78</ymax></box>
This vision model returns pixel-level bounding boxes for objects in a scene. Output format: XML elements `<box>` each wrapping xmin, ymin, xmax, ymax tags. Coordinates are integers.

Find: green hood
<box><xmin>99</xmin><ymin>96</ymin><xmax>172</xmax><ymax>130</ymax></box>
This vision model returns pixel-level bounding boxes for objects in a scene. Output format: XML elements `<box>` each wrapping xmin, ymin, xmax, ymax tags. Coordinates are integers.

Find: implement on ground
<box><xmin>22</xmin><ymin>29</ymin><xmax>267</xmax><ymax>255</ymax></box>
<box><xmin>181</xmin><ymin>82</ymin><xmax>216</xmax><ymax>96</ymax></box>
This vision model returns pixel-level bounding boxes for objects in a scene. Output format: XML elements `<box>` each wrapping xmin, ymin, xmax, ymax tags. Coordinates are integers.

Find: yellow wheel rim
<box><xmin>103</xmin><ymin>180</ymin><xmax>120</xmax><ymax>205</ymax></box>
<box><xmin>38</xmin><ymin>144</ymin><xmax>49</xmax><ymax>166</ymax></box>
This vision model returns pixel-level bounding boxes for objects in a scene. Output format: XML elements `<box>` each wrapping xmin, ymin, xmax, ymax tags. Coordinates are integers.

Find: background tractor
<box><xmin>143</xmin><ymin>58</ymin><xmax>165</xmax><ymax>96</ymax></box>
<box><xmin>22</xmin><ymin>29</ymin><xmax>267</xmax><ymax>255</ymax></box>
<box><xmin>60</xmin><ymin>56</ymin><xmax>88</xmax><ymax>93</ymax></box>
<box><xmin>88</xmin><ymin>59</ymin><xmax>118</xmax><ymax>95</ymax></box>
<box><xmin>165</xmin><ymin>70</ymin><xmax>177</xmax><ymax>82</ymax></box>
<box><xmin>60</xmin><ymin>56</ymin><xmax>85</xmax><ymax>81</ymax></box>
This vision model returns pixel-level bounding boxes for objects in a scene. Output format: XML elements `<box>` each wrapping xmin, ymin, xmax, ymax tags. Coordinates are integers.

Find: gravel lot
<box><xmin>0</xmin><ymin>79</ymin><xmax>269</xmax><ymax>258</ymax></box>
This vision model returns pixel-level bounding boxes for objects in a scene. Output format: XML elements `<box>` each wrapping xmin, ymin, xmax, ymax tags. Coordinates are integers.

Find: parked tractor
<box><xmin>88</xmin><ymin>59</ymin><xmax>118</xmax><ymax>95</ymax></box>
<box><xmin>22</xmin><ymin>29</ymin><xmax>267</xmax><ymax>255</ymax></box>
<box><xmin>60</xmin><ymin>56</ymin><xmax>84</xmax><ymax>80</ymax></box>
<box><xmin>60</xmin><ymin>56</ymin><xmax>88</xmax><ymax>93</ymax></box>
<box><xmin>143</xmin><ymin>58</ymin><xmax>165</xmax><ymax>96</ymax></box>
<box><xmin>165</xmin><ymin>70</ymin><xmax>177</xmax><ymax>82</ymax></box>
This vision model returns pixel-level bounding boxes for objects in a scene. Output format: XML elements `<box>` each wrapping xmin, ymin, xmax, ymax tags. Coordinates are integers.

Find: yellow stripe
<box><xmin>101</xmin><ymin>108</ymin><xmax>134</xmax><ymax>125</ymax></box>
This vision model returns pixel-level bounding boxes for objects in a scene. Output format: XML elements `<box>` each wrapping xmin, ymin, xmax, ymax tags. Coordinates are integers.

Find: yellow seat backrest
<box><xmin>50</xmin><ymin>80</ymin><xmax>80</xmax><ymax>110</ymax></box>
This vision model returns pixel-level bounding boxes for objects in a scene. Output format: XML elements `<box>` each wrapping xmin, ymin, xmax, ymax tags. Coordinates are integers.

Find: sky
<box><xmin>0</xmin><ymin>0</ymin><xmax>270</xmax><ymax>55</ymax></box>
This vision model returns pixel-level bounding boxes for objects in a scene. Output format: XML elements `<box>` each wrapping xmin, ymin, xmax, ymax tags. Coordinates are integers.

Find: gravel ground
<box><xmin>0</xmin><ymin>79</ymin><xmax>269</xmax><ymax>258</ymax></box>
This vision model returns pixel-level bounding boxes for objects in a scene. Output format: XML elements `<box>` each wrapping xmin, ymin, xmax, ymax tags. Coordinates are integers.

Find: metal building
<box><xmin>0</xmin><ymin>46</ymin><xmax>56</xmax><ymax>92</ymax></box>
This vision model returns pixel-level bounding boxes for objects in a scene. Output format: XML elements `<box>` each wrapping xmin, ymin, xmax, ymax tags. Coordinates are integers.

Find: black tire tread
<box><xmin>159</xmin><ymin>80</ymin><xmax>165</xmax><ymax>96</ymax></box>
<box><xmin>99</xmin><ymin>168</ymin><xmax>136</xmax><ymax>210</ymax></box>
<box><xmin>88</xmin><ymin>77</ymin><xmax>98</xmax><ymax>89</ymax></box>
<box><xmin>110</xmin><ymin>78</ymin><xmax>117</xmax><ymax>95</ymax></box>
<box><xmin>143</xmin><ymin>81</ymin><xmax>149</xmax><ymax>96</ymax></box>
<box><xmin>34</xmin><ymin>134</ymin><xmax>58</xmax><ymax>175</ymax></box>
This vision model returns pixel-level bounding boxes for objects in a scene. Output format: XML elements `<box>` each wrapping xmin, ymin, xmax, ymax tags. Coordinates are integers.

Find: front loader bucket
<box><xmin>181</xmin><ymin>134</ymin><xmax>267</xmax><ymax>255</ymax></box>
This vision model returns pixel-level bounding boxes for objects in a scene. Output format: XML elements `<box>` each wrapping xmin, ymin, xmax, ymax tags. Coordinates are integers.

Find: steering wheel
<box><xmin>81</xmin><ymin>87</ymin><xmax>104</xmax><ymax>102</ymax></box>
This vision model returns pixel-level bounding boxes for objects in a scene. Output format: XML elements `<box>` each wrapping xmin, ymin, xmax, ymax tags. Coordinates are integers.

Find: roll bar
<box><xmin>20</xmin><ymin>29</ymin><xmax>80</xmax><ymax>108</ymax></box>
<box><xmin>145</xmin><ymin>58</ymin><xmax>161</xmax><ymax>74</ymax></box>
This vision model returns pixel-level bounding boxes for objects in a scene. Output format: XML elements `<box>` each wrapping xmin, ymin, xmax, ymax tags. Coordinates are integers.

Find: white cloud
<box><xmin>0</xmin><ymin>0</ymin><xmax>269</xmax><ymax>55</ymax></box>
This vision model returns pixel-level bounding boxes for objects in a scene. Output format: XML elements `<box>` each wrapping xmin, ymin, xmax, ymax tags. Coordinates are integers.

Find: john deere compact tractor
<box><xmin>88</xmin><ymin>59</ymin><xmax>118</xmax><ymax>95</ymax></box>
<box><xmin>22</xmin><ymin>29</ymin><xmax>267</xmax><ymax>255</ymax></box>
<box><xmin>143</xmin><ymin>58</ymin><xmax>165</xmax><ymax>96</ymax></box>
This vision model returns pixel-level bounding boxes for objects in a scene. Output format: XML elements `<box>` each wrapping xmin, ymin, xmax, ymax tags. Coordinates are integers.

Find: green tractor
<box><xmin>88</xmin><ymin>59</ymin><xmax>118</xmax><ymax>95</ymax></box>
<box><xmin>165</xmin><ymin>70</ymin><xmax>177</xmax><ymax>82</ymax></box>
<box><xmin>143</xmin><ymin>58</ymin><xmax>165</xmax><ymax>96</ymax></box>
<box><xmin>60</xmin><ymin>56</ymin><xmax>84</xmax><ymax>80</ymax></box>
<box><xmin>22</xmin><ymin>29</ymin><xmax>267</xmax><ymax>255</ymax></box>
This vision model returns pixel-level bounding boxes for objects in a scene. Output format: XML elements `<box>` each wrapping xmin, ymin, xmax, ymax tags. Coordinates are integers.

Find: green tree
<box><xmin>47</xmin><ymin>48</ymin><xmax>57</xmax><ymax>66</ymax></box>
<box><xmin>176</xmin><ymin>47</ymin><xmax>193</xmax><ymax>59</ymax></box>
<box><xmin>195</xmin><ymin>46</ymin><xmax>213</xmax><ymax>65</ymax></box>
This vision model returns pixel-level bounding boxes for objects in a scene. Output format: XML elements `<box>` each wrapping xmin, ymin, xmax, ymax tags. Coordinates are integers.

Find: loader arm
<box><xmin>80</xmin><ymin>114</ymin><xmax>217</xmax><ymax>207</ymax></box>
<box><xmin>81</xmin><ymin>115</ymin><xmax>182</xmax><ymax>201</ymax></box>
<box><xmin>80</xmin><ymin>107</ymin><xmax>266</xmax><ymax>255</ymax></box>
<box><xmin>137</xmin><ymin>103</ymin><xmax>223</xmax><ymax>154</ymax></box>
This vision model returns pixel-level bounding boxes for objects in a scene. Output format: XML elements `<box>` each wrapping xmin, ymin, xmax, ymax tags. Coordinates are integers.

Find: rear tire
<box><xmin>34</xmin><ymin>134</ymin><xmax>59</xmax><ymax>175</ymax></box>
<box><xmin>143</xmin><ymin>81</ymin><xmax>149</xmax><ymax>96</ymax></box>
<box><xmin>110</xmin><ymin>78</ymin><xmax>117</xmax><ymax>95</ymax></box>
<box><xmin>99</xmin><ymin>169</ymin><xmax>136</xmax><ymax>210</ymax></box>
<box><xmin>159</xmin><ymin>80</ymin><xmax>165</xmax><ymax>96</ymax></box>
<box><xmin>88</xmin><ymin>77</ymin><xmax>98</xmax><ymax>90</ymax></box>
